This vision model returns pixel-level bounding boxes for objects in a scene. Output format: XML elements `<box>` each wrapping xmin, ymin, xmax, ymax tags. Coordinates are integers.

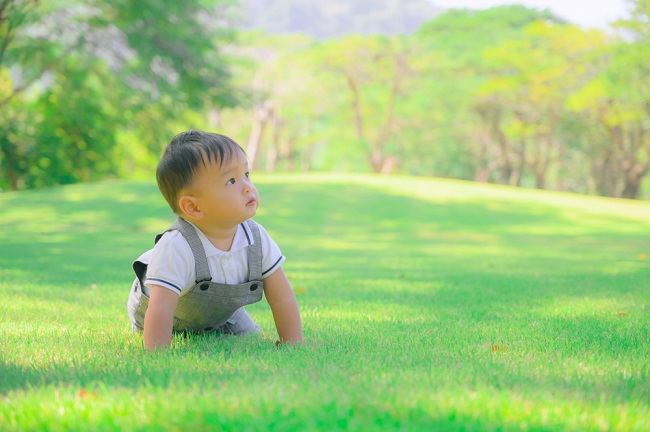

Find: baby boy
<box><xmin>127</xmin><ymin>130</ymin><xmax>303</xmax><ymax>350</ymax></box>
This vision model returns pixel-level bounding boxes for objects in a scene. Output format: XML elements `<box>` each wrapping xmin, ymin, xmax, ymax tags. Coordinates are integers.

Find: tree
<box><xmin>411</xmin><ymin>6</ymin><xmax>562</xmax><ymax>183</ymax></box>
<box><xmin>478</xmin><ymin>22</ymin><xmax>607</xmax><ymax>189</ymax></box>
<box><xmin>0</xmin><ymin>0</ymin><xmax>239</xmax><ymax>190</ymax></box>
<box><xmin>567</xmin><ymin>0</ymin><xmax>650</xmax><ymax>198</ymax></box>
<box><xmin>317</xmin><ymin>35</ymin><xmax>412</xmax><ymax>173</ymax></box>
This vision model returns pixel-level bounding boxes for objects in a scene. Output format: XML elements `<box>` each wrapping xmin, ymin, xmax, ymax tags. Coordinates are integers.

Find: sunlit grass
<box><xmin>1</xmin><ymin>173</ymin><xmax>648</xmax><ymax>430</ymax></box>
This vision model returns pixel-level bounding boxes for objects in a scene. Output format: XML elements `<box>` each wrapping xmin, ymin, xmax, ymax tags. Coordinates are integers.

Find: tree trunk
<box><xmin>509</xmin><ymin>140</ymin><xmax>525</xmax><ymax>187</ymax></box>
<box><xmin>343</xmin><ymin>71</ymin><xmax>378</xmax><ymax>171</ymax></box>
<box><xmin>208</xmin><ymin>109</ymin><xmax>221</xmax><ymax>129</ymax></box>
<box><xmin>246</xmin><ymin>100</ymin><xmax>274</xmax><ymax>170</ymax></box>
<box><xmin>473</xmin><ymin>132</ymin><xmax>490</xmax><ymax>182</ymax></box>
<box><xmin>492</xmin><ymin>111</ymin><xmax>513</xmax><ymax>184</ymax></box>
<box><xmin>280</xmin><ymin>136</ymin><xmax>295</xmax><ymax>172</ymax></box>
<box><xmin>620</xmin><ymin>170</ymin><xmax>644</xmax><ymax>199</ymax></box>
<box><xmin>265</xmin><ymin>114</ymin><xmax>280</xmax><ymax>172</ymax></box>
<box><xmin>619</xmin><ymin>124</ymin><xmax>648</xmax><ymax>199</ymax></box>
<box><xmin>0</xmin><ymin>134</ymin><xmax>21</xmax><ymax>190</ymax></box>
<box><xmin>379</xmin><ymin>156</ymin><xmax>398</xmax><ymax>174</ymax></box>
<box><xmin>591</xmin><ymin>148</ymin><xmax>618</xmax><ymax>197</ymax></box>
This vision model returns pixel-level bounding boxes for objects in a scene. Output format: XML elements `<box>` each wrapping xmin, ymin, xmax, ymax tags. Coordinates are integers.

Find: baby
<box><xmin>127</xmin><ymin>130</ymin><xmax>303</xmax><ymax>350</ymax></box>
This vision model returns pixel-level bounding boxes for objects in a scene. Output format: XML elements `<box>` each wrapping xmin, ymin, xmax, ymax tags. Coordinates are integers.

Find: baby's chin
<box><xmin>244</xmin><ymin>205</ymin><xmax>257</xmax><ymax>218</ymax></box>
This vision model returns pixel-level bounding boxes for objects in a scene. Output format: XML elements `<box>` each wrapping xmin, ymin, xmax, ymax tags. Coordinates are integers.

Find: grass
<box><xmin>0</xmin><ymin>172</ymin><xmax>648</xmax><ymax>431</ymax></box>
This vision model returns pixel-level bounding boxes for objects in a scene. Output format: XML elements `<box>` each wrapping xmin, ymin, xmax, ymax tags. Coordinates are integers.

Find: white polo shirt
<box><xmin>136</xmin><ymin>219</ymin><xmax>286</xmax><ymax>296</ymax></box>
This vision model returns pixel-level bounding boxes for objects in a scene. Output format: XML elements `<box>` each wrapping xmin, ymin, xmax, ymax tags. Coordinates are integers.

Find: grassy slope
<box><xmin>0</xmin><ymin>173</ymin><xmax>648</xmax><ymax>431</ymax></box>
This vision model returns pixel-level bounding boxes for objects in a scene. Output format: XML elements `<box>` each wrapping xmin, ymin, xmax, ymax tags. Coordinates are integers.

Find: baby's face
<box><xmin>188</xmin><ymin>151</ymin><xmax>259</xmax><ymax>226</ymax></box>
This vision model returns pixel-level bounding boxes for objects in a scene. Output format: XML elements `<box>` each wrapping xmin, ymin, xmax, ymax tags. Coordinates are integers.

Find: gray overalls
<box><xmin>127</xmin><ymin>217</ymin><xmax>264</xmax><ymax>334</ymax></box>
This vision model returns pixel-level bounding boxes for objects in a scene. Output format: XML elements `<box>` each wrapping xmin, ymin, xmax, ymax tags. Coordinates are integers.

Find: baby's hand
<box><xmin>275</xmin><ymin>338</ymin><xmax>302</xmax><ymax>348</ymax></box>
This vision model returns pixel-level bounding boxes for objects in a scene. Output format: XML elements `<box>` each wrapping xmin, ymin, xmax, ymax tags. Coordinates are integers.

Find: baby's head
<box><xmin>156</xmin><ymin>130</ymin><xmax>259</xmax><ymax>226</ymax></box>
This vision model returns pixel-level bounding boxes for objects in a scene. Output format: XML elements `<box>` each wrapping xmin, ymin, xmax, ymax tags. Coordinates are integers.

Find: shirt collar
<box><xmin>185</xmin><ymin>220</ymin><xmax>254</xmax><ymax>257</ymax></box>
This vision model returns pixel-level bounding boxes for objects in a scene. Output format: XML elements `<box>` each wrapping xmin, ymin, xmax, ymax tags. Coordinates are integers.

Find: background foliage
<box><xmin>1</xmin><ymin>0</ymin><xmax>648</xmax><ymax>198</ymax></box>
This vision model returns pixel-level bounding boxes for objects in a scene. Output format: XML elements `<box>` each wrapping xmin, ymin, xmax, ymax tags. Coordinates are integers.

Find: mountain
<box><xmin>236</xmin><ymin>0</ymin><xmax>439</xmax><ymax>39</ymax></box>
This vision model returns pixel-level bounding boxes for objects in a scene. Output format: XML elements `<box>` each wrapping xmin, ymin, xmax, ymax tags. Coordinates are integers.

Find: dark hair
<box><xmin>156</xmin><ymin>130</ymin><xmax>246</xmax><ymax>214</ymax></box>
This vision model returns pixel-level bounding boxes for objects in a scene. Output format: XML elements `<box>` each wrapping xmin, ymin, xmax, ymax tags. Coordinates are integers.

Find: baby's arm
<box><xmin>264</xmin><ymin>267</ymin><xmax>303</xmax><ymax>346</ymax></box>
<box><xmin>143</xmin><ymin>284</ymin><xmax>179</xmax><ymax>351</ymax></box>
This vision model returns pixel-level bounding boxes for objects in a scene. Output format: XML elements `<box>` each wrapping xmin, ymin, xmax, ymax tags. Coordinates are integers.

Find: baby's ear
<box><xmin>178</xmin><ymin>194</ymin><xmax>202</xmax><ymax>219</ymax></box>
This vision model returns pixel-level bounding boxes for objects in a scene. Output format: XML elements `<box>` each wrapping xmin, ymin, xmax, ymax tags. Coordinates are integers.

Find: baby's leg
<box><xmin>219</xmin><ymin>306</ymin><xmax>261</xmax><ymax>336</ymax></box>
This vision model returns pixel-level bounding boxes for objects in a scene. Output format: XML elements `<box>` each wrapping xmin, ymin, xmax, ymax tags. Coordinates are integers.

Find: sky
<box><xmin>430</xmin><ymin>0</ymin><xmax>632</xmax><ymax>30</ymax></box>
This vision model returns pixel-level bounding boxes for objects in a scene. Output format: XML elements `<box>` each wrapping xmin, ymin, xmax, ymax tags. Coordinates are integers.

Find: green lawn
<box><xmin>1</xmin><ymin>173</ymin><xmax>648</xmax><ymax>431</ymax></box>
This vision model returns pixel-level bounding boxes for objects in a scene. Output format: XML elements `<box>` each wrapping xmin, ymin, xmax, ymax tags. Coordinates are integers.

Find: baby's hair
<box><xmin>156</xmin><ymin>130</ymin><xmax>246</xmax><ymax>214</ymax></box>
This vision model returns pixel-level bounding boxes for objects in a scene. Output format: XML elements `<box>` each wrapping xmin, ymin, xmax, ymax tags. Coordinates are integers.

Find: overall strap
<box><xmin>245</xmin><ymin>220</ymin><xmax>263</xmax><ymax>281</ymax></box>
<box><xmin>165</xmin><ymin>217</ymin><xmax>212</xmax><ymax>283</ymax></box>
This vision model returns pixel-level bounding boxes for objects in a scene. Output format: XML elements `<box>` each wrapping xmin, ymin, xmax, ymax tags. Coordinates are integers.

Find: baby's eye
<box><xmin>226</xmin><ymin>172</ymin><xmax>250</xmax><ymax>185</ymax></box>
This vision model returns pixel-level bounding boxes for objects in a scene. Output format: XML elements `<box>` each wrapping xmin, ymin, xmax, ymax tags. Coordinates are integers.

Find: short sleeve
<box><xmin>256</xmin><ymin>223</ymin><xmax>286</xmax><ymax>279</ymax></box>
<box><xmin>144</xmin><ymin>230</ymin><xmax>194</xmax><ymax>295</ymax></box>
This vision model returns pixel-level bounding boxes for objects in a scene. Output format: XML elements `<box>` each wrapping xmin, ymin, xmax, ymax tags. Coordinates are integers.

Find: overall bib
<box><xmin>127</xmin><ymin>217</ymin><xmax>264</xmax><ymax>334</ymax></box>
